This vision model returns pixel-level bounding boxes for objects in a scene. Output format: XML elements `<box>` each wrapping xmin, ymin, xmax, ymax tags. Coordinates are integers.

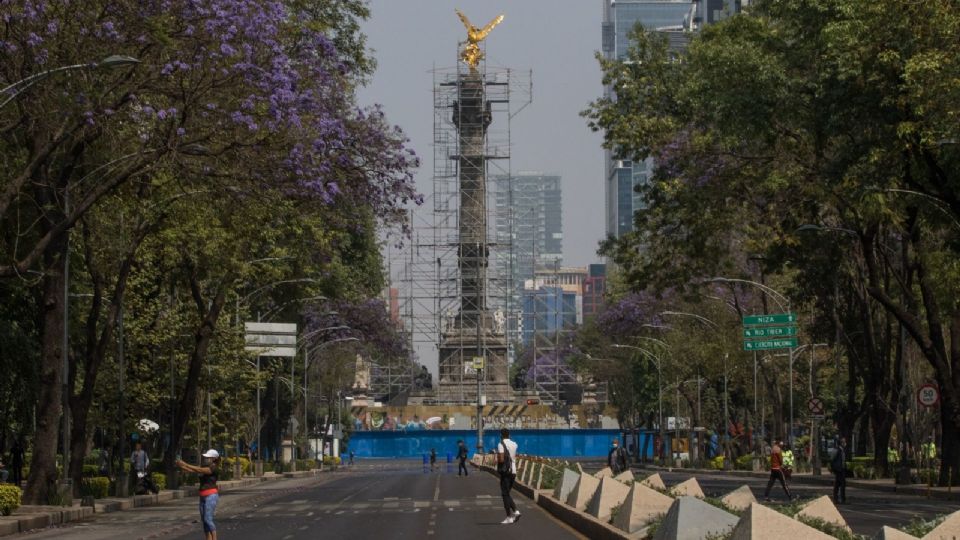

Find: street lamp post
<box><xmin>612</xmin><ymin>343</ymin><xmax>665</xmax><ymax>464</ymax></box>
<box><xmin>707</xmin><ymin>276</ymin><xmax>795</xmax><ymax>446</ymax></box>
<box><xmin>0</xmin><ymin>55</ymin><xmax>140</xmax><ymax>109</ymax></box>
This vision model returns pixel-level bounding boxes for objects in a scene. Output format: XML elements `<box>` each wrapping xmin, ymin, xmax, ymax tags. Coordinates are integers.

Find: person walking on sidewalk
<box><xmin>608</xmin><ymin>439</ymin><xmax>628</xmax><ymax>474</ymax></box>
<box><xmin>831</xmin><ymin>437</ymin><xmax>848</xmax><ymax>504</ymax></box>
<box><xmin>457</xmin><ymin>440</ymin><xmax>469</xmax><ymax>476</ymax></box>
<box><xmin>496</xmin><ymin>428</ymin><xmax>521</xmax><ymax>524</ymax></box>
<box><xmin>9</xmin><ymin>440</ymin><xmax>24</xmax><ymax>486</ymax></box>
<box><xmin>763</xmin><ymin>439</ymin><xmax>793</xmax><ymax>501</ymax></box>
<box><xmin>177</xmin><ymin>449</ymin><xmax>221</xmax><ymax>540</ymax></box>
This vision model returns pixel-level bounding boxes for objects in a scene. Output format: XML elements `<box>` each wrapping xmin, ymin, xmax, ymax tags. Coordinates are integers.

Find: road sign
<box><xmin>743</xmin><ymin>338</ymin><xmax>798</xmax><ymax>351</ymax></box>
<box><xmin>807</xmin><ymin>397</ymin><xmax>825</xmax><ymax>416</ymax></box>
<box><xmin>244</xmin><ymin>322</ymin><xmax>298</xmax><ymax>357</ymax></box>
<box><xmin>744</xmin><ymin>326</ymin><xmax>798</xmax><ymax>338</ymax></box>
<box><xmin>743</xmin><ymin>313</ymin><xmax>797</xmax><ymax>325</ymax></box>
<box><xmin>917</xmin><ymin>384</ymin><xmax>940</xmax><ymax>407</ymax></box>
<box><xmin>472</xmin><ymin>356</ymin><xmax>485</xmax><ymax>370</ymax></box>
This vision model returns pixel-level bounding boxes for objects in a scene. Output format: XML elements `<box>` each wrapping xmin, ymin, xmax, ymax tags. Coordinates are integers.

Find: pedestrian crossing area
<box><xmin>250</xmin><ymin>495</ymin><xmax>511</xmax><ymax>517</ymax></box>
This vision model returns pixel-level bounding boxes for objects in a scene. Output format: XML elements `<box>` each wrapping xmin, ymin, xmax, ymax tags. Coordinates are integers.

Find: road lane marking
<box><xmin>433</xmin><ymin>475</ymin><xmax>440</xmax><ymax>501</ymax></box>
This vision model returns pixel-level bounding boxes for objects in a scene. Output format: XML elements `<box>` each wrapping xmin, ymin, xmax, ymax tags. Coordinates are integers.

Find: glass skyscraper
<box><xmin>492</xmin><ymin>173</ymin><xmax>563</xmax><ymax>288</ymax></box>
<box><xmin>602</xmin><ymin>0</ymin><xmax>740</xmax><ymax>239</ymax></box>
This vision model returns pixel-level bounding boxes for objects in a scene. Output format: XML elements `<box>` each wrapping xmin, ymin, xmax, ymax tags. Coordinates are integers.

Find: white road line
<box><xmin>433</xmin><ymin>475</ymin><xmax>440</xmax><ymax>501</ymax></box>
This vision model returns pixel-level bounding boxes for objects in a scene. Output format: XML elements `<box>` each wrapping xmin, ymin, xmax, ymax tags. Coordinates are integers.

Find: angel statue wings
<box><xmin>455</xmin><ymin>9</ymin><xmax>504</xmax><ymax>69</ymax></box>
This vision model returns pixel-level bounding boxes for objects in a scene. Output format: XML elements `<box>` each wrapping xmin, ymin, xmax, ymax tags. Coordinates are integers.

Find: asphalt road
<box><xmin>17</xmin><ymin>461</ymin><xmax>584</xmax><ymax>540</ymax></box>
<box><xmin>654</xmin><ymin>469</ymin><xmax>959</xmax><ymax>536</ymax></box>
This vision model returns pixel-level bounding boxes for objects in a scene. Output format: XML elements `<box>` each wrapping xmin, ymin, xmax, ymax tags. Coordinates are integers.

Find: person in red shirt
<box><xmin>763</xmin><ymin>439</ymin><xmax>793</xmax><ymax>500</ymax></box>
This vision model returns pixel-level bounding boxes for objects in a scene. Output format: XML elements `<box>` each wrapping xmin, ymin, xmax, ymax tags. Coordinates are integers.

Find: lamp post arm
<box><xmin>705</xmin><ymin>277</ymin><xmax>790</xmax><ymax>313</ymax></box>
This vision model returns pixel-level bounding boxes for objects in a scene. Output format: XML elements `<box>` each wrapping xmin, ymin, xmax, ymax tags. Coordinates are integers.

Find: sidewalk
<box><xmin>0</xmin><ymin>469</ymin><xmax>326</xmax><ymax>537</ymax></box>
<box><xmin>642</xmin><ymin>464</ymin><xmax>960</xmax><ymax>501</ymax></box>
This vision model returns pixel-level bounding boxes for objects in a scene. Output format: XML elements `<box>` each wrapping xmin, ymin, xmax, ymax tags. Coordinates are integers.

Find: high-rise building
<box><xmin>493</xmin><ymin>172</ymin><xmax>563</xmax><ymax>286</ymax></box>
<box><xmin>602</xmin><ymin>0</ymin><xmax>739</xmax><ymax>239</ymax></box>
<box><xmin>582</xmin><ymin>263</ymin><xmax>607</xmax><ymax>318</ymax></box>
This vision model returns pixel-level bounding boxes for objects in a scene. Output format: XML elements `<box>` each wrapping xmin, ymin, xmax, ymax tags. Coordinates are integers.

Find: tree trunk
<box><xmin>23</xmin><ymin>244</ymin><xmax>67</xmax><ymax>505</ymax></box>
<box><xmin>162</xmin><ymin>280</ymin><xmax>228</xmax><ymax>480</ymax></box>
<box><xmin>937</xmin><ymin>379</ymin><xmax>960</xmax><ymax>486</ymax></box>
<box><xmin>66</xmin><ymin>225</ymin><xmax>141</xmax><ymax>493</ymax></box>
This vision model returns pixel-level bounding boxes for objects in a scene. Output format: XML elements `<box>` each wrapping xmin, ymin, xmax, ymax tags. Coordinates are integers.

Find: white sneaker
<box><xmin>500</xmin><ymin>516</ymin><xmax>515</xmax><ymax>524</ymax></box>
<box><xmin>513</xmin><ymin>510</ymin><xmax>521</xmax><ymax>522</ymax></box>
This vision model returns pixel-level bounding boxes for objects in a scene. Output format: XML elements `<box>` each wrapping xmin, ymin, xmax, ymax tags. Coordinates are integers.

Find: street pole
<box><xmin>475</xmin><ymin>241</ymin><xmax>485</xmax><ymax>454</ymax></box>
<box><xmin>304</xmin><ymin>346</ymin><xmax>309</xmax><ymax>462</ymax></box>
<box><xmin>117</xmin><ymin>301</ymin><xmax>127</xmax><ymax>497</ymax></box>
<box><xmin>657</xmin><ymin>359</ymin><xmax>663</xmax><ymax>465</ymax></box>
<box><xmin>256</xmin><ymin>356</ymin><xmax>261</xmax><ymax>463</ymax></box>
<box><xmin>206</xmin><ymin>364</ymin><xmax>211</xmax><ymax>449</ymax></box>
<box><xmin>61</xmin><ymin>190</ymin><xmax>71</xmax><ymax>497</ymax></box>
<box><xmin>789</xmin><ymin>348</ymin><xmax>794</xmax><ymax>448</ymax></box>
<box><xmin>291</xmin><ymin>350</ymin><xmax>296</xmax><ymax>463</ymax></box>
<box><xmin>476</xmin><ymin>366</ymin><xmax>483</xmax><ymax>454</ymax></box>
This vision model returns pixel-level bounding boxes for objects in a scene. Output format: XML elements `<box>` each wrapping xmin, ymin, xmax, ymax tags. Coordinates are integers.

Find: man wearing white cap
<box><xmin>177</xmin><ymin>449</ymin><xmax>221</xmax><ymax>540</ymax></box>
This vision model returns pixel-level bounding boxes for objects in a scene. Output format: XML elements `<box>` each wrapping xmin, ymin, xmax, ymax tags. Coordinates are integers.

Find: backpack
<box><xmin>497</xmin><ymin>441</ymin><xmax>513</xmax><ymax>475</ymax></box>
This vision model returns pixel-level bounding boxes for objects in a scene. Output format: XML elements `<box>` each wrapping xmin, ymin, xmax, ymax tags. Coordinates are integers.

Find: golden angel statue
<box><xmin>455</xmin><ymin>9</ymin><xmax>504</xmax><ymax>69</ymax></box>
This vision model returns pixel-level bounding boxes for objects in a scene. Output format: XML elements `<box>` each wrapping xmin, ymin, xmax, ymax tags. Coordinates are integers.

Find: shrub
<box><xmin>151</xmin><ymin>473</ymin><xmax>166</xmax><ymax>491</ymax></box>
<box><xmin>0</xmin><ymin>485</ymin><xmax>21</xmax><ymax>516</ymax></box>
<box><xmin>734</xmin><ymin>454</ymin><xmax>754</xmax><ymax>471</ymax></box>
<box><xmin>795</xmin><ymin>515</ymin><xmax>859</xmax><ymax>540</ymax></box>
<box><xmin>322</xmin><ymin>456</ymin><xmax>341</xmax><ymax>467</ymax></box>
<box><xmin>539</xmin><ymin>465</ymin><xmax>563</xmax><ymax>490</ymax></box>
<box><xmin>79</xmin><ymin>477</ymin><xmax>111</xmax><ymax>499</ymax></box>
<box><xmin>609</xmin><ymin>502</ymin><xmax>622</xmax><ymax>524</ymax></box>
<box><xmin>709</xmin><ymin>456</ymin><xmax>725</xmax><ymax>470</ymax></box>
<box><xmin>82</xmin><ymin>464</ymin><xmax>100</xmax><ymax>477</ymax></box>
<box><xmin>902</xmin><ymin>514</ymin><xmax>948</xmax><ymax>538</ymax></box>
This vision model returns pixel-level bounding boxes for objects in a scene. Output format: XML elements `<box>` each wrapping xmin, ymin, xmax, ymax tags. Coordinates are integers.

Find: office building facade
<box><xmin>602</xmin><ymin>0</ymin><xmax>739</xmax><ymax>239</ymax></box>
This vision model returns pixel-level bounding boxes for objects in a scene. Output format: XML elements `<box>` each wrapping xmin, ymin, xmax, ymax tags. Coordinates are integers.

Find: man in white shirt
<box><xmin>496</xmin><ymin>428</ymin><xmax>520</xmax><ymax>524</ymax></box>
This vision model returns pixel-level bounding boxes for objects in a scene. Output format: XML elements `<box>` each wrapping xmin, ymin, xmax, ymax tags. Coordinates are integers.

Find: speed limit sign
<box><xmin>917</xmin><ymin>384</ymin><xmax>940</xmax><ymax>408</ymax></box>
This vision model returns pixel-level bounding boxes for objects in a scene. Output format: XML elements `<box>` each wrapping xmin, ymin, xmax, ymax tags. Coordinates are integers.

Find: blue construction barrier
<box><xmin>347</xmin><ymin>429</ymin><xmax>659</xmax><ymax>459</ymax></box>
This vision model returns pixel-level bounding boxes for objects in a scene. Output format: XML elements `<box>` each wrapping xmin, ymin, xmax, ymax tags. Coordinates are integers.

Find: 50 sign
<box><xmin>917</xmin><ymin>384</ymin><xmax>940</xmax><ymax>408</ymax></box>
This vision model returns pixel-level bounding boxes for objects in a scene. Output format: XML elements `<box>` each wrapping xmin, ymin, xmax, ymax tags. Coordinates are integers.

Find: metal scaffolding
<box><xmin>393</xmin><ymin>51</ymin><xmax>531</xmax><ymax>405</ymax></box>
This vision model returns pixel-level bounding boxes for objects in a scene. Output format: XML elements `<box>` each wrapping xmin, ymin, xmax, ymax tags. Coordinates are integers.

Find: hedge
<box><xmin>80</xmin><ymin>477</ymin><xmax>111</xmax><ymax>499</ymax></box>
<box><xmin>151</xmin><ymin>473</ymin><xmax>166</xmax><ymax>491</ymax></box>
<box><xmin>0</xmin><ymin>485</ymin><xmax>21</xmax><ymax>516</ymax></box>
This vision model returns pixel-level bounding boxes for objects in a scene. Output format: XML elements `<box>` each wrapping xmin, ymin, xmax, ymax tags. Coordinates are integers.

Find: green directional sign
<box><xmin>743</xmin><ymin>313</ymin><xmax>797</xmax><ymax>326</ymax></box>
<box><xmin>744</xmin><ymin>326</ymin><xmax>798</xmax><ymax>338</ymax></box>
<box><xmin>743</xmin><ymin>338</ymin><xmax>798</xmax><ymax>351</ymax></box>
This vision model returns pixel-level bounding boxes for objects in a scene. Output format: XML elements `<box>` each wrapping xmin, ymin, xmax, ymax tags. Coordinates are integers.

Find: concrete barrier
<box><xmin>537</xmin><ymin>493</ymin><xmax>632</xmax><ymax>540</ymax></box>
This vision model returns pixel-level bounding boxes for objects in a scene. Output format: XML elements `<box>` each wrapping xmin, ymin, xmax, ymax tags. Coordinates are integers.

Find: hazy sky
<box><xmin>357</xmin><ymin>0</ymin><xmax>606</xmax><ymax>268</ymax></box>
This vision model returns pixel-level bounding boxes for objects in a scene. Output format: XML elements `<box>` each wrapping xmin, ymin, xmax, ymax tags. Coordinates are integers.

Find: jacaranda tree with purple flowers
<box><xmin>1</xmin><ymin>0</ymin><xmax>420</xmax><ymax>503</ymax></box>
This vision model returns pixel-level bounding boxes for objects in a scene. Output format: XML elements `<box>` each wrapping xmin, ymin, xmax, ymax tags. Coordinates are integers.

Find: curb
<box><xmin>643</xmin><ymin>465</ymin><xmax>960</xmax><ymax>501</ymax></box>
<box><xmin>473</xmin><ymin>462</ymin><xmax>631</xmax><ymax>540</ymax></box>
<box><xmin>2</xmin><ymin>469</ymin><xmax>328</xmax><ymax>537</ymax></box>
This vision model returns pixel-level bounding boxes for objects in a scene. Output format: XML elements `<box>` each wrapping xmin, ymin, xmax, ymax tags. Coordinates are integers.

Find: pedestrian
<box><xmin>608</xmin><ymin>438</ymin><xmax>628</xmax><ymax>474</ymax></box>
<box><xmin>349</xmin><ymin>450</ymin><xmax>355</xmax><ymax>466</ymax></box>
<box><xmin>921</xmin><ymin>436</ymin><xmax>937</xmax><ymax>470</ymax></box>
<box><xmin>763</xmin><ymin>439</ymin><xmax>792</xmax><ymax>500</ymax></box>
<box><xmin>430</xmin><ymin>448</ymin><xmax>437</xmax><ymax>472</ymax></box>
<box><xmin>496</xmin><ymin>428</ymin><xmax>520</xmax><ymax>524</ymax></box>
<box><xmin>457</xmin><ymin>440</ymin><xmax>469</xmax><ymax>477</ymax></box>
<box><xmin>130</xmin><ymin>442</ymin><xmax>153</xmax><ymax>494</ymax></box>
<box><xmin>98</xmin><ymin>447</ymin><xmax>110</xmax><ymax>477</ymax></box>
<box><xmin>782</xmin><ymin>443</ymin><xmax>795</xmax><ymax>481</ymax></box>
<box><xmin>176</xmin><ymin>449</ymin><xmax>221</xmax><ymax>540</ymax></box>
<box><xmin>831</xmin><ymin>437</ymin><xmax>847</xmax><ymax>504</ymax></box>
<box><xmin>9</xmin><ymin>439</ymin><xmax>24</xmax><ymax>486</ymax></box>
